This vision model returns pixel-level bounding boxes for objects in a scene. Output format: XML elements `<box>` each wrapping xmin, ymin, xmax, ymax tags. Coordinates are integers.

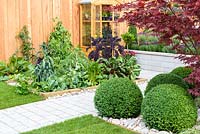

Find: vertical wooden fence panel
<box><xmin>3</xmin><ymin>0</ymin><xmax>9</xmax><ymax>61</ymax></box>
<box><xmin>0</xmin><ymin>0</ymin><xmax>106</xmax><ymax>61</ymax></box>
<box><xmin>0</xmin><ymin>0</ymin><xmax>6</xmax><ymax>61</ymax></box>
<box><xmin>42</xmin><ymin>0</ymin><xmax>52</xmax><ymax>42</ymax></box>
<box><xmin>72</xmin><ymin>0</ymin><xmax>80</xmax><ymax>46</ymax></box>
<box><xmin>31</xmin><ymin>0</ymin><xmax>44</xmax><ymax>51</ymax></box>
<box><xmin>60</xmin><ymin>0</ymin><xmax>72</xmax><ymax>35</ymax></box>
<box><xmin>7</xmin><ymin>0</ymin><xmax>18</xmax><ymax>58</ymax></box>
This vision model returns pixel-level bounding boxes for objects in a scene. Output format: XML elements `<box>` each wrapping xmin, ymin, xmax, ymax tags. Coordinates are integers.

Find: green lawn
<box><xmin>22</xmin><ymin>115</ymin><xmax>138</xmax><ymax>134</ymax></box>
<box><xmin>0</xmin><ymin>82</ymin><xmax>43</xmax><ymax>109</ymax></box>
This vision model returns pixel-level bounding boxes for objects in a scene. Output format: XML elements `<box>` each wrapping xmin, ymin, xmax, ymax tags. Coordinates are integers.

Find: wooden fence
<box><xmin>0</xmin><ymin>0</ymin><xmax>80</xmax><ymax>61</ymax></box>
<box><xmin>0</xmin><ymin>0</ymin><xmax>131</xmax><ymax>61</ymax></box>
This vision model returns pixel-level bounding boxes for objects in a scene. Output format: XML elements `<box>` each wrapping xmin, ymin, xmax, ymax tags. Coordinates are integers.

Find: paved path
<box><xmin>0</xmin><ymin>70</ymin><xmax>160</xmax><ymax>134</ymax></box>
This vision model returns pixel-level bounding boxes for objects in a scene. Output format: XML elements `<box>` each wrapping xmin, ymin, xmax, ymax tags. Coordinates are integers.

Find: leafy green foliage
<box><xmin>0</xmin><ymin>61</ymin><xmax>8</xmax><ymax>76</ymax></box>
<box><xmin>15</xmin><ymin>76</ymin><xmax>31</xmax><ymax>95</ymax></box>
<box><xmin>18</xmin><ymin>26</ymin><xmax>34</xmax><ymax>61</ymax></box>
<box><xmin>142</xmin><ymin>84</ymin><xmax>197</xmax><ymax>133</ymax></box>
<box><xmin>122</xmin><ymin>25</ymin><xmax>137</xmax><ymax>49</ymax></box>
<box><xmin>94</xmin><ymin>78</ymin><xmax>143</xmax><ymax>118</ymax></box>
<box><xmin>32</xmin><ymin>20</ymin><xmax>95</xmax><ymax>92</ymax></box>
<box><xmin>100</xmin><ymin>54</ymin><xmax>140</xmax><ymax>80</ymax></box>
<box><xmin>48</xmin><ymin>19</ymin><xmax>72</xmax><ymax>60</ymax></box>
<box><xmin>14</xmin><ymin>64</ymin><xmax>35</xmax><ymax>95</ymax></box>
<box><xmin>86</xmin><ymin>61</ymin><xmax>105</xmax><ymax>86</ymax></box>
<box><xmin>171</xmin><ymin>66</ymin><xmax>192</xmax><ymax>79</ymax></box>
<box><xmin>194</xmin><ymin>97</ymin><xmax>200</xmax><ymax>108</ymax></box>
<box><xmin>7</xmin><ymin>55</ymin><xmax>30</xmax><ymax>75</ymax></box>
<box><xmin>138</xmin><ymin>34</ymin><xmax>159</xmax><ymax>45</ymax></box>
<box><xmin>170</xmin><ymin>66</ymin><xmax>193</xmax><ymax>89</ymax></box>
<box><xmin>128</xmin><ymin>25</ymin><xmax>137</xmax><ymax>43</ymax></box>
<box><xmin>179</xmin><ymin>128</ymin><xmax>200</xmax><ymax>134</ymax></box>
<box><xmin>130</xmin><ymin>44</ymin><xmax>175</xmax><ymax>53</ymax></box>
<box><xmin>35</xmin><ymin>43</ymin><xmax>54</xmax><ymax>82</ymax></box>
<box><xmin>145</xmin><ymin>73</ymin><xmax>189</xmax><ymax>95</ymax></box>
<box><xmin>121</xmin><ymin>32</ymin><xmax>135</xmax><ymax>48</ymax></box>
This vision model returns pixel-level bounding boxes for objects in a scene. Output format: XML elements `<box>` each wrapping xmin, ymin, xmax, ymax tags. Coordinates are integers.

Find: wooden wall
<box><xmin>0</xmin><ymin>0</ymin><xmax>80</xmax><ymax>61</ymax></box>
<box><xmin>0</xmin><ymin>0</ymin><xmax>131</xmax><ymax>62</ymax></box>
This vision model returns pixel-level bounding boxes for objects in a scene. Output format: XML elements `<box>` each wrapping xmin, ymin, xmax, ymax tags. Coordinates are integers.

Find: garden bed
<box><xmin>131</xmin><ymin>50</ymin><xmax>186</xmax><ymax>72</ymax></box>
<box><xmin>39</xmin><ymin>78</ymin><xmax>147</xmax><ymax>99</ymax></box>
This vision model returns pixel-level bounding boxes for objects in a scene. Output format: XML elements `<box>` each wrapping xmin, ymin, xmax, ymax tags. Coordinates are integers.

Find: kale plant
<box><xmin>87</xmin><ymin>36</ymin><xmax>124</xmax><ymax>61</ymax></box>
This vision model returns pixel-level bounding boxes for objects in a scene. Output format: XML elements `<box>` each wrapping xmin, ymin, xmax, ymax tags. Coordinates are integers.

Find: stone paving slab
<box><xmin>0</xmin><ymin>70</ymin><xmax>159</xmax><ymax>134</ymax></box>
<box><xmin>0</xmin><ymin>92</ymin><xmax>97</xmax><ymax>134</ymax></box>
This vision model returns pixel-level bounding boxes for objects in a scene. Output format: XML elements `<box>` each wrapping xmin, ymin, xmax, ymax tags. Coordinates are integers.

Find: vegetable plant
<box><xmin>18</xmin><ymin>25</ymin><xmax>34</xmax><ymax>61</ymax></box>
<box><xmin>7</xmin><ymin>54</ymin><xmax>30</xmax><ymax>75</ymax></box>
<box><xmin>87</xmin><ymin>36</ymin><xmax>124</xmax><ymax>61</ymax></box>
<box><xmin>34</xmin><ymin>43</ymin><xmax>54</xmax><ymax>82</ymax></box>
<box><xmin>100</xmin><ymin>53</ymin><xmax>140</xmax><ymax>80</ymax></box>
<box><xmin>48</xmin><ymin>19</ymin><xmax>72</xmax><ymax>61</ymax></box>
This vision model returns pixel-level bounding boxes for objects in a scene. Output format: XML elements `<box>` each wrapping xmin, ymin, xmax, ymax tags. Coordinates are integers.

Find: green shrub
<box><xmin>121</xmin><ymin>32</ymin><xmax>135</xmax><ymax>48</ymax></box>
<box><xmin>142</xmin><ymin>84</ymin><xmax>197</xmax><ymax>133</ymax></box>
<box><xmin>179</xmin><ymin>128</ymin><xmax>200</xmax><ymax>134</ymax></box>
<box><xmin>94</xmin><ymin>78</ymin><xmax>143</xmax><ymax>118</ymax></box>
<box><xmin>194</xmin><ymin>97</ymin><xmax>200</xmax><ymax>108</ymax></box>
<box><xmin>128</xmin><ymin>25</ymin><xmax>137</xmax><ymax>42</ymax></box>
<box><xmin>171</xmin><ymin>66</ymin><xmax>192</xmax><ymax>79</ymax></box>
<box><xmin>161</xmin><ymin>45</ymin><xmax>176</xmax><ymax>53</ymax></box>
<box><xmin>145</xmin><ymin>73</ymin><xmax>189</xmax><ymax>95</ymax></box>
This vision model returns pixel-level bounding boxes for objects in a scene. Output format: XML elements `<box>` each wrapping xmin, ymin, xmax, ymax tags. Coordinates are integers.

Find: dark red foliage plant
<box><xmin>113</xmin><ymin>0</ymin><xmax>200</xmax><ymax>96</ymax></box>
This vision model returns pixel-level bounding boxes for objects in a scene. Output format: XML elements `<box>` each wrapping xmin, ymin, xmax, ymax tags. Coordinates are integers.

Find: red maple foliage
<box><xmin>113</xmin><ymin>0</ymin><xmax>200</xmax><ymax>96</ymax></box>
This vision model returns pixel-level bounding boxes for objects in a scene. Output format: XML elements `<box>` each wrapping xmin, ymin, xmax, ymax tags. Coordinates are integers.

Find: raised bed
<box><xmin>6</xmin><ymin>77</ymin><xmax>147</xmax><ymax>99</ymax></box>
<box><xmin>131</xmin><ymin>50</ymin><xmax>186</xmax><ymax>72</ymax></box>
<box><xmin>40</xmin><ymin>78</ymin><xmax>147</xmax><ymax>99</ymax></box>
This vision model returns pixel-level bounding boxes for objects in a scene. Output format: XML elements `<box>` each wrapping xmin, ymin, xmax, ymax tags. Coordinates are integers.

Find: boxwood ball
<box><xmin>94</xmin><ymin>78</ymin><xmax>143</xmax><ymax>118</ymax></box>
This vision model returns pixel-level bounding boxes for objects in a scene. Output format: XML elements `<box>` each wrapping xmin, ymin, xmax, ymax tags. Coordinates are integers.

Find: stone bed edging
<box><xmin>40</xmin><ymin>78</ymin><xmax>147</xmax><ymax>99</ymax></box>
<box><xmin>6</xmin><ymin>78</ymin><xmax>147</xmax><ymax>99</ymax></box>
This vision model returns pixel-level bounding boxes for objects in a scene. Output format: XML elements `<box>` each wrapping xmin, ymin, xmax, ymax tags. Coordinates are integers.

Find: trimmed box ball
<box><xmin>142</xmin><ymin>84</ymin><xmax>197</xmax><ymax>133</ymax></box>
<box><xmin>145</xmin><ymin>73</ymin><xmax>188</xmax><ymax>95</ymax></box>
<box><xmin>170</xmin><ymin>66</ymin><xmax>192</xmax><ymax>79</ymax></box>
<box><xmin>94</xmin><ymin>78</ymin><xmax>143</xmax><ymax>118</ymax></box>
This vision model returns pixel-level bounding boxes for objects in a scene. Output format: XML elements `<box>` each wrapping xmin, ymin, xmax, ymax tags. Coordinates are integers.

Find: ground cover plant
<box><xmin>0</xmin><ymin>82</ymin><xmax>43</xmax><ymax>109</ymax></box>
<box><xmin>22</xmin><ymin>115</ymin><xmax>138</xmax><ymax>134</ymax></box>
<box><xmin>113</xmin><ymin>0</ymin><xmax>200</xmax><ymax>96</ymax></box>
<box><xmin>142</xmin><ymin>84</ymin><xmax>197</xmax><ymax>133</ymax></box>
<box><xmin>95</xmin><ymin>78</ymin><xmax>143</xmax><ymax>118</ymax></box>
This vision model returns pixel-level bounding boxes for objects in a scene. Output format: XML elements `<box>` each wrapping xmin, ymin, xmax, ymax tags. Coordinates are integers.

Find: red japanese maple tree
<box><xmin>113</xmin><ymin>0</ymin><xmax>200</xmax><ymax>96</ymax></box>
